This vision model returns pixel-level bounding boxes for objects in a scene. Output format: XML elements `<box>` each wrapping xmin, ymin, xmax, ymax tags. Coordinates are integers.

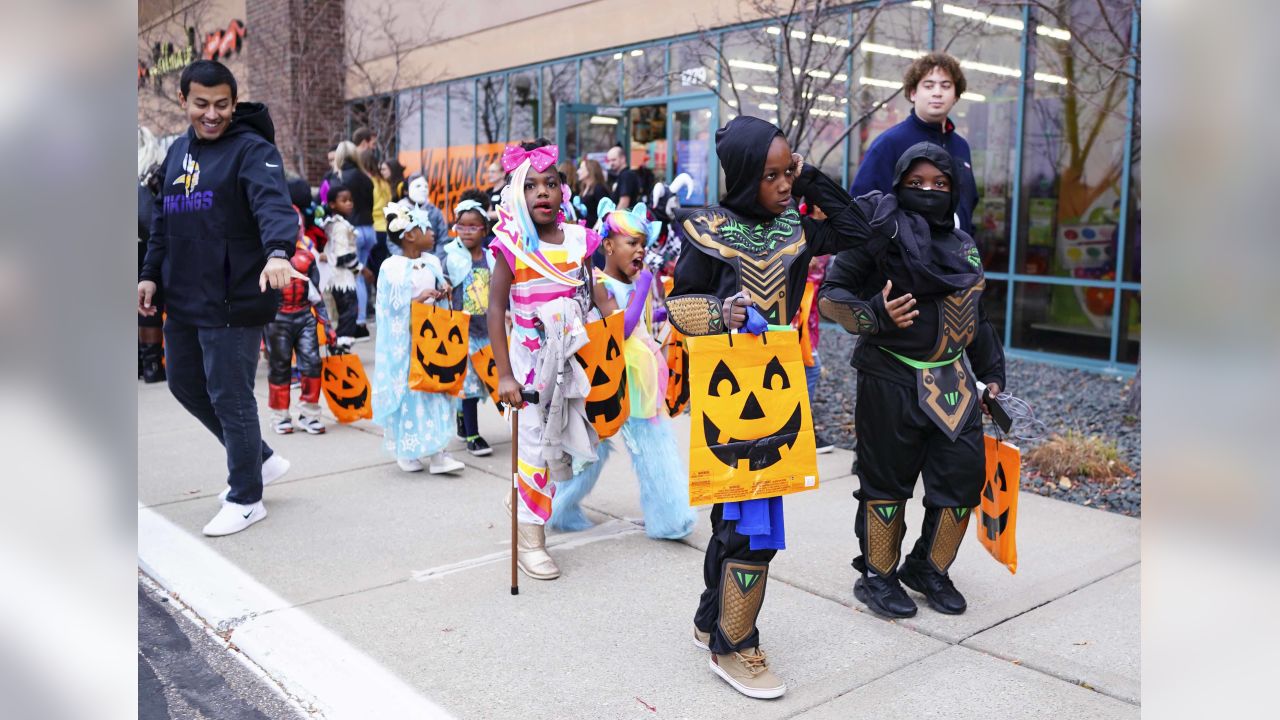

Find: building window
<box><xmin>580</xmin><ymin>53</ymin><xmax>621</xmax><ymax>106</ymax></box>
<box><xmin>447</xmin><ymin>81</ymin><xmax>477</xmax><ymax>207</ymax></box>
<box><xmin>935</xmin><ymin>3</ymin><xmax>1023</xmax><ymax>272</ymax></box>
<box><xmin>477</xmin><ymin>75</ymin><xmax>507</xmax><ymax>146</ymax></box>
<box><xmin>1014</xmin><ymin>4</ymin><xmax>1134</xmax><ymax>357</ymax></box>
<box><xmin>509</xmin><ymin>70</ymin><xmax>538</xmax><ymax>142</ymax></box>
<box><xmin>624</xmin><ymin>44</ymin><xmax>667</xmax><ymax>98</ymax></box>
<box><xmin>541</xmin><ymin>61</ymin><xmax>577</xmax><ymax>143</ymax></box>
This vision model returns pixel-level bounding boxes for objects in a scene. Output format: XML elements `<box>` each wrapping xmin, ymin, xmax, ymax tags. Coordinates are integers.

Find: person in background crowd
<box><xmin>401</xmin><ymin>173</ymin><xmax>450</xmax><ymax>259</ymax></box>
<box><xmin>442</xmin><ymin>193</ymin><xmax>497</xmax><ymax>457</ymax></box>
<box><xmin>485</xmin><ymin>160</ymin><xmax>506</xmax><ymax>220</ymax></box>
<box><xmin>606</xmin><ymin>144</ymin><xmax>641</xmax><ymax>210</ymax></box>
<box><xmin>557</xmin><ymin>160</ymin><xmax>579</xmax><ymax>202</ymax></box>
<box><xmin>322</xmin><ymin>184</ymin><xmax>366</xmax><ymax>347</ymax></box>
<box><xmin>633</xmin><ymin>148</ymin><xmax>657</xmax><ymax>201</ymax></box>
<box><xmin>353</xmin><ymin>126</ymin><xmax>378</xmax><ymax>159</ymax></box>
<box><xmin>850</xmin><ymin>52</ymin><xmax>979</xmax><ymax>236</ymax></box>
<box><xmin>364</xmin><ymin>149</ymin><xmax>392</xmax><ymax>285</ymax></box>
<box><xmin>137</xmin><ymin>60</ymin><xmax>299</xmax><ymax>537</ymax></box>
<box><xmin>334</xmin><ymin>140</ymin><xmax>375</xmax><ymax>337</ymax></box>
<box><xmin>381</xmin><ymin>158</ymin><xmax>407</xmax><ymax>201</ymax></box>
<box><xmin>137</xmin><ymin>159</ymin><xmax>166</xmax><ymax>383</ymax></box>
<box><xmin>577</xmin><ymin>158</ymin><xmax>610</xmax><ymax>229</ymax></box>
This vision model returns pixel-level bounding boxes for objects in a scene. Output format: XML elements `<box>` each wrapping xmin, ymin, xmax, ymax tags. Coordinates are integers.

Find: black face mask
<box><xmin>897</xmin><ymin>188</ymin><xmax>953</xmax><ymax>229</ymax></box>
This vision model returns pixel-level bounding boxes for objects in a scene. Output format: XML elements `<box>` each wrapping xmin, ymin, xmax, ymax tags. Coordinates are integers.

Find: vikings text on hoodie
<box><xmin>141</xmin><ymin>102</ymin><xmax>300</xmax><ymax>327</ymax></box>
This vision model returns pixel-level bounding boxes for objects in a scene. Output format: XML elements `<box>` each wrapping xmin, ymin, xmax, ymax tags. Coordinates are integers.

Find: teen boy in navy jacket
<box><xmin>138</xmin><ymin>60</ymin><xmax>304</xmax><ymax>537</ymax></box>
<box><xmin>850</xmin><ymin>53</ymin><xmax>980</xmax><ymax>235</ymax></box>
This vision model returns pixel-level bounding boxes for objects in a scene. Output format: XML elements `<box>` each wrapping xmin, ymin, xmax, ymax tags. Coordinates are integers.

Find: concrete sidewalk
<box><xmin>138</xmin><ymin>342</ymin><xmax>1140</xmax><ymax>719</ymax></box>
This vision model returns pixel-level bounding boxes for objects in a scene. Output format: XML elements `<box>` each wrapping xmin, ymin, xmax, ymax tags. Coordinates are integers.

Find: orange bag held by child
<box><xmin>977</xmin><ymin>434</ymin><xmax>1021</xmax><ymax>573</ymax></box>
<box><xmin>409</xmin><ymin>304</ymin><xmax>471</xmax><ymax>396</ymax></box>
<box><xmin>321</xmin><ymin>352</ymin><xmax>373</xmax><ymax>423</ymax></box>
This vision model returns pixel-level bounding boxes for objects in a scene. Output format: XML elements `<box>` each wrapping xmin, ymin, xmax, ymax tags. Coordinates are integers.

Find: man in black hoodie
<box><xmin>138</xmin><ymin>60</ymin><xmax>304</xmax><ymax>537</ymax></box>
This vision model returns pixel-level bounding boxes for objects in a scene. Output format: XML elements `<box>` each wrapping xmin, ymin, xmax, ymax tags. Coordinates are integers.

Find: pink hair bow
<box><xmin>501</xmin><ymin>144</ymin><xmax>559</xmax><ymax>173</ymax></box>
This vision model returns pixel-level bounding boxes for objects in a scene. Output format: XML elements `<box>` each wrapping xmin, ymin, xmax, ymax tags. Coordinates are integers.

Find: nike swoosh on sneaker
<box><xmin>266</xmin><ymin>162</ymin><xmax>279</xmax><ymax>167</ymax></box>
<box><xmin>242</xmin><ymin>509</ymin><xmax>253</xmax><ymax>519</ymax></box>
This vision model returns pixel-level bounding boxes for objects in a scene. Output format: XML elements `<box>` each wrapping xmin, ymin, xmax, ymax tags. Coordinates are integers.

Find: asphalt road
<box><xmin>138</xmin><ymin>578</ymin><xmax>305</xmax><ymax>719</ymax></box>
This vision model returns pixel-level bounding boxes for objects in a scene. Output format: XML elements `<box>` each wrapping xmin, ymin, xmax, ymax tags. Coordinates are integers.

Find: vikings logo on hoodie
<box><xmin>165</xmin><ymin>152</ymin><xmax>214</xmax><ymax>214</ymax></box>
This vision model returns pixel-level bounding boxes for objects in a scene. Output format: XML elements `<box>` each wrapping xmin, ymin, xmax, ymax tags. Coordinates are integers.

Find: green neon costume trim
<box><xmin>879</xmin><ymin>346</ymin><xmax>962</xmax><ymax>369</ymax></box>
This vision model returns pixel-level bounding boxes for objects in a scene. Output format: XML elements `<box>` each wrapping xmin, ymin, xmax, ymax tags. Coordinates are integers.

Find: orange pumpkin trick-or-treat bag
<box><xmin>686</xmin><ymin>328</ymin><xmax>819</xmax><ymax>506</ymax></box>
<box><xmin>321</xmin><ymin>352</ymin><xmax>373</xmax><ymax>423</ymax></box>
<box><xmin>977</xmin><ymin>434</ymin><xmax>1021</xmax><ymax>574</ymax></box>
<box><xmin>576</xmin><ymin>311</ymin><xmax>630</xmax><ymax>440</ymax></box>
<box><xmin>409</xmin><ymin>303</ymin><xmax>471</xmax><ymax>396</ymax></box>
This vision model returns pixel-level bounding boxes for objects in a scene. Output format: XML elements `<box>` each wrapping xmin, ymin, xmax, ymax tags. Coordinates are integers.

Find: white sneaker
<box><xmin>219</xmin><ymin>454</ymin><xmax>290</xmax><ymax>501</ymax></box>
<box><xmin>202</xmin><ymin>501</ymin><xmax>267</xmax><ymax>537</ymax></box>
<box><xmin>397</xmin><ymin>457</ymin><xmax>425</xmax><ymax>472</ymax></box>
<box><xmin>428</xmin><ymin>452</ymin><xmax>465</xmax><ymax>475</ymax></box>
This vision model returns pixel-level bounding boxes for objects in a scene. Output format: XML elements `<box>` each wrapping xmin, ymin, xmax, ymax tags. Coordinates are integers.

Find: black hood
<box><xmin>715</xmin><ymin>116</ymin><xmax>784</xmax><ymax>222</ymax></box>
<box><xmin>223</xmin><ymin>102</ymin><xmax>276</xmax><ymax>145</ymax></box>
<box><xmin>891</xmin><ymin>141</ymin><xmax>959</xmax><ymax>228</ymax></box>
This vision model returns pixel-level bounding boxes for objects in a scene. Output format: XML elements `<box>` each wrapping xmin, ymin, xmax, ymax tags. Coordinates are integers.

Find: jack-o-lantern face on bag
<box><xmin>686</xmin><ymin>329</ymin><xmax>819</xmax><ymax>506</ymax></box>
<box><xmin>469</xmin><ymin>343</ymin><xmax>502</xmax><ymax>406</ymax></box>
<box><xmin>321</xmin><ymin>354</ymin><xmax>372</xmax><ymax>423</ymax></box>
<box><xmin>575</xmin><ymin>311</ymin><xmax>629</xmax><ymax>439</ymax></box>
<box><xmin>665</xmin><ymin>328</ymin><xmax>690</xmax><ymax>417</ymax></box>
<box><xmin>977</xmin><ymin>434</ymin><xmax>1020</xmax><ymax>574</ymax></box>
<box><xmin>410</xmin><ymin>304</ymin><xmax>471</xmax><ymax>396</ymax></box>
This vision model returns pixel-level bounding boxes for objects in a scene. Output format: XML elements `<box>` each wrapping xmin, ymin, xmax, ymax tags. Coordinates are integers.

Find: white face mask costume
<box><xmin>407</xmin><ymin>177</ymin><xmax>429</xmax><ymax>206</ymax></box>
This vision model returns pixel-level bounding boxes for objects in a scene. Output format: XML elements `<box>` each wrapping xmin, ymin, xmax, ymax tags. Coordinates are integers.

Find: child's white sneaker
<box><xmin>295</xmin><ymin>414</ymin><xmax>326</xmax><ymax>434</ymax></box>
<box><xmin>219</xmin><ymin>454</ymin><xmax>290</xmax><ymax>501</ymax></box>
<box><xmin>397</xmin><ymin>457</ymin><xmax>425</xmax><ymax>472</ymax></box>
<box><xmin>202</xmin><ymin>501</ymin><xmax>266</xmax><ymax>537</ymax></box>
<box><xmin>428</xmin><ymin>452</ymin><xmax>465</xmax><ymax>475</ymax></box>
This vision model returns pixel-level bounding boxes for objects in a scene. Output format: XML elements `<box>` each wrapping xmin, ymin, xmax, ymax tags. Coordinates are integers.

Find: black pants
<box><xmin>461</xmin><ymin>397</ymin><xmax>479</xmax><ymax>437</ymax></box>
<box><xmin>694</xmin><ymin>503</ymin><xmax>777</xmax><ymax>654</ymax></box>
<box><xmin>266</xmin><ymin>310</ymin><xmax>321</xmax><ymax>386</ymax></box>
<box><xmin>163</xmin><ymin>318</ymin><xmax>273</xmax><ymax>504</ymax></box>
<box><xmin>332</xmin><ymin>287</ymin><xmax>359</xmax><ymax>338</ymax></box>
<box><xmin>853</xmin><ymin>372</ymin><xmax>984</xmax><ymax>569</ymax></box>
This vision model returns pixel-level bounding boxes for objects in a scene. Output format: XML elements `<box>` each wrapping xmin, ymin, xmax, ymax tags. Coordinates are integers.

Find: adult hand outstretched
<box><xmin>882</xmin><ymin>280</ymin><xmax>918</xmax><ymax>329</ymax></box>
<box><xmin>259</xmin><ymin>257</ymin><xmax>307</xmax><ymax>291</ymax></box>
<box><xmin>138</xmin><ymin>280</ymin><xmax>158</xmax><ymax>317</ymax></box>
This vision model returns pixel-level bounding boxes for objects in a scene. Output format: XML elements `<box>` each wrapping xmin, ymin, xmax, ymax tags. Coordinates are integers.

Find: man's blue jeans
<box><xmin>354</xmin><ymin>224</ymin><xmax>376</xmax><ymax>323</ymax></box>
<box><xmin>164</xmin><ymin>318</ymin><xmax>273</xmax><ymax>504</ymax></box>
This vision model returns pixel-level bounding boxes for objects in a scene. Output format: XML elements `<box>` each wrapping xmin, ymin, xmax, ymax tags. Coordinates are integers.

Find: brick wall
<box><xmin>247</xmin><ymin>0</ymin><xmax>345</xmax><ymax>182</ymax></box>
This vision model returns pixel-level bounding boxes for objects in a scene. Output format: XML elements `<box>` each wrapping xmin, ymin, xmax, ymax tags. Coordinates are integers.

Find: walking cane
<box><xmin>507</xmin><ymin>389</ymin><xmax>539</xmax><ymax>597</ymax></box>
<box><xmin>509</xmin><ymin>403</ymin><xmax>519</xmax><ymax>596</ymax></box>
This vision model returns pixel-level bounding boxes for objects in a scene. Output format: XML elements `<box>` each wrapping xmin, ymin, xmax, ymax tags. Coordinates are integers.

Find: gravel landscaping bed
<box><xmin>810</xmin><ymin>329</ymin><xmax>1141</xmax><ymax>517</ymax></box>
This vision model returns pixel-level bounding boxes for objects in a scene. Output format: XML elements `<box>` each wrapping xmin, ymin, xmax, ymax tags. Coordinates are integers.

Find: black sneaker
<box><xmin>815</xmin><ymin>433</ymin><xmax>835</xmax><ymax>454</ymax></box>
<box><xmin>853</xmin><ymin>574</ymin><xmax>918</xmax><ymax>619</ymax></box>
<box><xmin>467</xmin><ymin>436</ymin><xmax>493</xmax><ymax>457</ymax></box>
<box><xmin>353</xmin><ymin>324</ymin><xmax>371</xmax><ymax>342</ymax></box>
<box><xmin>899</xmin><ymin>562</ymin><xmax>968</xmax><ymax>615</ymax></box>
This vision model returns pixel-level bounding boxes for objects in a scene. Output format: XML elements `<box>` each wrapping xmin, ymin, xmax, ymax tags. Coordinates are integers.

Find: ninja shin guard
<box><xmin>863</xmin><ymin>499</ymin><xmax>908</xmax><ymax>577</ymax></box>
<box><xmin>911</xmin><ymin>506</ymin><xmax>972</xmax><ymax>575</ymax></box>
<box><xmin>718</xmin><ymin>559</ymin><xmax>769</xmax><ymax>647</ymax></box>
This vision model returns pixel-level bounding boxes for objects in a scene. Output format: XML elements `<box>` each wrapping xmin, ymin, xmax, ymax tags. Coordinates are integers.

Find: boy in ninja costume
<box><xmin>667</xmin><ymin>116</ymin><xmax>872</xmax><ymax>699</ymax></box>
<box><xmin>816</xmin><ymin>142</ymin><xmax>1006</xmax><ymax>619</ymax></box>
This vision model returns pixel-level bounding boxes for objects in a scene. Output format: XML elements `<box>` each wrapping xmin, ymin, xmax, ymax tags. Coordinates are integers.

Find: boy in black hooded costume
<box><xmin>816</xmin><ymin>141</ymin><xmax>1006</xmax><ymax>619</ymax></box>
<box><xmin>669</xmin><ymin>116</ymin><xmax>874</xmax><ymax>699</ymax></box>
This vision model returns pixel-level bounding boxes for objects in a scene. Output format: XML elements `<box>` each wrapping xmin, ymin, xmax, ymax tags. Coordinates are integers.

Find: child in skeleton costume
<box><xmin>265</xmin><ymin>227</ymin><xmax>333</xmax><ymax>435</ymax></box>
<box><xmin>322</xmin><ymin>185</ymin><xmax>364</xmax><ymax>346</ymax></box>
<box><xmin>487</xmin><ymin>139</ymin><xmax>602</xmax><ymax>581</ymax></box>
<box><xmin>814</xmin><ymin>142</ymin><xmax>1005</xmax><ymax>619</ymax></box>
<box><xmin>667</xmin><ymin>116</ymin><xmax>871</xmax><ymax>700</ymax></box>
<box><xmin>372</xmin><ymin>201</ymin><xmax>466</xmax><ymax>475</ymax></box>
<box><xmin>548</xmin><ymin>201</ymin><xmax>697</xmax><ymax>540</ymax></box>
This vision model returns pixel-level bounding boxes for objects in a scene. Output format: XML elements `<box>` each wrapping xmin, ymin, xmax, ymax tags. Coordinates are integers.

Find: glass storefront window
<box><xmin>1124</xmin><ymin>147</ymin><xmax>1140</xmax><ymax>284</ymax></box>
<box><xmin>580</xmin><ymin>53</ymin><xmax>620</xmax><ymax>105</ymax></box>
<box><xmin>476</xmin><ymin>75</ymin><xmax>506</xmax><ymax>146</ymax></box>
<box><xmin>541</xmin><ymin>62</ymin><xmax>576</xmax><ymax>142</ymax></box>
<box><xmin>1116</xmin><ymin>289</ymin><xmax>1140</xmax><ymax>363</ymax></box>
<box><xmin>774</xmin><ymin>11</ymin><xmax>853</xmax><ymax>179</ymax></box>
<box><xmin>982</xmin><ymin>278</ymin><xmax>1009</xmax><ymax>340</ymax></box>
<box><xmin>671</xmin><ymin>37</ymin><xmax>715</xmax><ymax>96</ymax></box>
<box><xmin>1011</xmin><ymin>281</ymin><xmax>1110</xmax><ymax>360</ymax></box>
<box><xmin>1017</xmin><ymin>6</ymin><xmax>1132</xmax><ymax>281</ymax></box>
<box><xmin>410</xmin><ymin>86</ymin><xmax>446</xmax><ymax>181</ymax></box>
<box><xmin>719</xmin><ymin>29</ymin><xmax>780</xmax><ymax>124</ymax></box>
<box><xmin>509</xmin><ymin>70</ymin><xmax>538</xmax><ymax>142</ymax></box>
<box><xmin>936</xmin><ymin>3</ymin><xmax>1022</xmax><ymax>272</ymax></box>
<box><xmin>397</xmin><ymin>89</ymin><xmax>421</xmax><ymax>160</ymax></box>
<box><xmin>447</xmin><ymin>81</ymin><xmax>476</xmax><ymax>206</ymax></box>
<box><xmin>624</xmin><ymin>45</ymin><xmax>667</xmax><ymax>99</ymax></box>
<box><xmin>848</xmin><ymin>1</ymin><xmax>931</xmax><ymax>183</ymax></box>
